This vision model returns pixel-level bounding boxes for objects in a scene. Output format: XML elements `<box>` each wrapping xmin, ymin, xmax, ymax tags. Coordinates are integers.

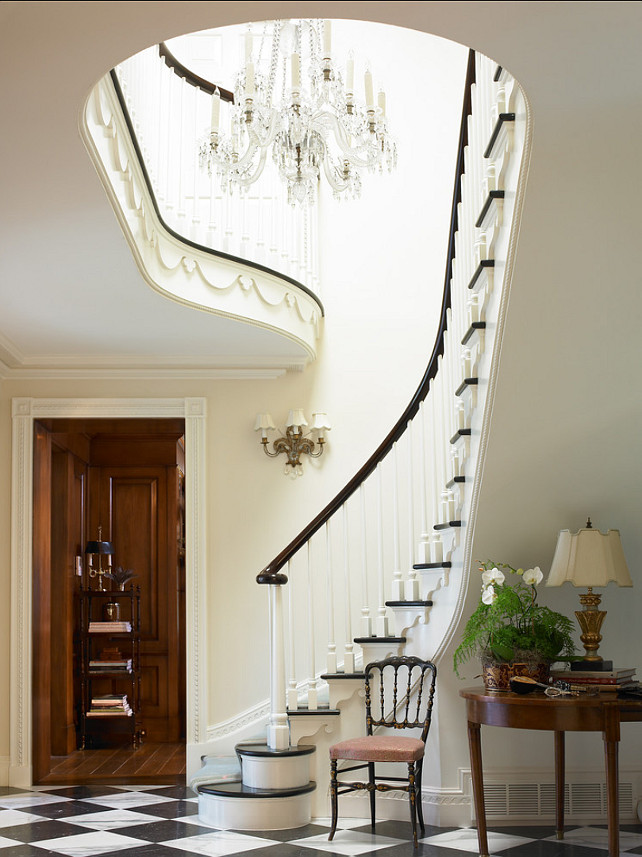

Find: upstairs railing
<box><xmin>113</xmin><ymin>45</ymin><xmax>319</xmax><ymax>296</ymax></box>
<box><xmin>256</xmin><ymin>51</ymin><xmax>527</xmax><ymax>750</ymax></box>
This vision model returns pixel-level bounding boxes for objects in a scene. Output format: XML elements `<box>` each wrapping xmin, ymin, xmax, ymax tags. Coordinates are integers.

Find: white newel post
<box><xmin>267</xmin><ymin>583</ymin><xmax>290</xmax><ymax>750</ymax></box>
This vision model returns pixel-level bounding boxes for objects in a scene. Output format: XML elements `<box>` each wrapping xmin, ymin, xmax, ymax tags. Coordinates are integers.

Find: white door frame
<box><xmin>10</xmin><ymin>396</ymin><xmax>207</xmax><ymax>786</ymax></box>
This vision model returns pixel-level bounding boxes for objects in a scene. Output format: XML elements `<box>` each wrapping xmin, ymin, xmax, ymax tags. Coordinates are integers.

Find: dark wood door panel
<box><xmin>89</xmin><ymin>461</ymin><xmax>180</xmax><ymax>744</ymax></box>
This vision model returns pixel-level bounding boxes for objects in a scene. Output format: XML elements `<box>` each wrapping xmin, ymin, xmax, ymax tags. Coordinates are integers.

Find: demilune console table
<box><xmin>460</xmin><ymin>688</ymin><xmax>642</xmax><ymax>857</ymax></box>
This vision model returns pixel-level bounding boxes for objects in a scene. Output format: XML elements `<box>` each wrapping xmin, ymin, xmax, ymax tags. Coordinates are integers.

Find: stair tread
<box><xmin>236</xmin><ymin>741</ymin><xmax>315</xmax><ymax>758</ymax></box>
<box><xmin>198</xmin><ymin>781</ymin><xmax>316</xmax><ymax>799</ymax></box>
<box><xmin>320</xmin><ymin>672</ymin><xmax>364</xmax><ymax>680</ymax></box>
<box><xmin>413</xmin><ymin>562</ymin><xmax>452</xmax><ymax>569</ymax></box>
<box><xmin>353</xmin><ymin>636</ymin><xmax>406</xmax><ymax>644</ymax></box>
<box><xmin>287</xmin><ymin>707</ymin><xmax>341</xmax><ymax>716</ymax></box>
<box><xmin>385</xmin><ymin>600</ymin><xmax>433</xmax><ymax>607</ymax></box>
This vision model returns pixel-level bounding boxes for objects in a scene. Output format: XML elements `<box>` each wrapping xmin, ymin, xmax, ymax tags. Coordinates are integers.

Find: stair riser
<box><xmin>240</xmin><ymin>753</ymin><xmax>311</xmax><ymax>789</ymax></box>
<box><xmin>198</xmin><ymin>791</ymin><xmax>314</xmax><ymax>831</ymax></box>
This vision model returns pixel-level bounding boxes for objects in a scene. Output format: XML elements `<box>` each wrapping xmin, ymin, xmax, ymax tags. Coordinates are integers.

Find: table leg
<box><xmin>554</xmin><ymin>731</ymin><xmax>565</xmax><ymax>839</ymax></box>
<box><xmin>604</xmin><ymin>739</ymin><xmax>619</xmax><ymax>857</ymax></box>
<box><xmin>603</xmin><ymin>703</ymin><xmax>620</xmax><ymax>857</ymax></box>
<box><xmin>467</xmin><ymin>720</ymin><xmax>489</xmax><ymax>857</ymax></box>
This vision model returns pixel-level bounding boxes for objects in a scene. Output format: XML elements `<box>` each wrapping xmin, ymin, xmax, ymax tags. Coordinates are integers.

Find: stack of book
<box><xmin>88</xmin><ymin>658</ymin><xmax>133</xmax><ymax>673</ymax></box>
<box><xmin>88</xmin><ymin>620</ymin><xmax>132</xmax><ymax>633</ymax></box>
<box><xmin>86</xmin><ymin>694</ymin><xmax>132</xmax><ymax>716</ymax></box>
<box><xmin>552</xmin><ymin>667</ymin><xmax>637</xmax><ymax>693</ymax></box>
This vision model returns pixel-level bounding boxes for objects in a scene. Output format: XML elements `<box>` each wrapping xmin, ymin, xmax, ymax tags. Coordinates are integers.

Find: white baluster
<box><xmin>342</xmin><ymin>504</ymin><xmax>355</xmax><ymax>672</ymax></box>
<box><xmin>391</xmin><ymin>442</ymin><xmax>404</xmax><ymax>600</ymax></box>
<box><xmin>191</xmin><ymin>85</ymin><xmax>201</xmax><ymax>241</ymax></box>
<box><xmin>325</xmin><ymin>523</ymin><xmax>337</xmax><ymax>674</ymax></box>
<box><xmin>266</xmin><ymin>582</ymin><xmax>289</xmax><ymax>750</ymax></box>
<box><xmin>375</xmin><ymin>463</ymin><xmax>389</xmax><ymax>637</ymax></box>
<box><xmin>406</xmin><ymin>424</ymin><xmax>420</xmax><ymax>600</ymax></box>
<box><xmin>359</xmin><ymin>484</ymin><xmax>372</xmax><ymax>637</ymax></box>
<box><xmin>418</xmin><ymin>401</ymin><xmax>430</xmax><ymax>564</ymax></box>
<box><xmin>287</xmin><ymin>560</ymin><xmax>298</xmax><ymax>711</ymax></box>
<box><xmin>165</xmin><ymin>72</ymin><xmax>175</xmax><ymax>215</ymax></box>
<box><xmin>177</xmin><ymin>75</ymin><xmax>186</xmax><ymax>222</ymax></box>
<box><xmin>306</xmin><ymin>541</ymin><xmax>318</xmax><ymax>710</ymax></box>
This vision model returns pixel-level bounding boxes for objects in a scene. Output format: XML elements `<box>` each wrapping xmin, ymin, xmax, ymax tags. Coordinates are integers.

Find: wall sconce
<box><xmin>255</xmin><ymin>409</ymin><xmax>331</xmax><ymax>477</ymax></box>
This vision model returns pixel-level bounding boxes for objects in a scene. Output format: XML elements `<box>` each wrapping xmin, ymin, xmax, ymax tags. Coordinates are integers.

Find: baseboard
<box><xmin>327</xmin><ymin>785</ymin><xmax>471</xmax><ymax>828</ymax></box>
<box><xmin>6</xmin><ymin>761</ymin><xmax>30</xmax><ymax>789</ymax></box>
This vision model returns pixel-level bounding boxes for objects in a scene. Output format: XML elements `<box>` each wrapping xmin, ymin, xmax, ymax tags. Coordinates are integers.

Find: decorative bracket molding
<box><xmin>80</xmin><ymin>77</ymin><xmax>323</xmax><ymax>363</ymax></box>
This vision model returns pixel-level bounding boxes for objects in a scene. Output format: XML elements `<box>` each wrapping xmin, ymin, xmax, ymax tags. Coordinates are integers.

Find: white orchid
<box><xmin>523</xmin><ymin>567</ymin><xmax>543</xmax><ymax>586</ymax></box>
<box><xmin>481</xmin><ymin>567</ymin><xmax>505</xmax><ymax>586</ymax></box>
<box><xmin>481</xmin><ymin>584</ymin><xmax>497</xmax><ymax>605</ymax></box>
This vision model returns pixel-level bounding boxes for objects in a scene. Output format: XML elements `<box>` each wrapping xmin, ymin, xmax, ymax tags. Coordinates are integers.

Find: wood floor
<box><xmin>38</xmin><ymin>742</ymin><xmax>186</xmax><ymax>785</ymax></box>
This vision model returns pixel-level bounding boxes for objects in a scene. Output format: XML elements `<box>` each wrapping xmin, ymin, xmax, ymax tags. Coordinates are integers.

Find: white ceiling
<box><xmin>1</xmin><ymin>1</ymin><xmax>640</xmax><ymax>377</ymax></box>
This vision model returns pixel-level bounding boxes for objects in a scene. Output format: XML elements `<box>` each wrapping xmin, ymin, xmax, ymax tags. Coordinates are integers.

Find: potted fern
<box><xmin>453</xmin><ymin>561</ymin><xmax>576</xmax><ymax>690</ymax></box>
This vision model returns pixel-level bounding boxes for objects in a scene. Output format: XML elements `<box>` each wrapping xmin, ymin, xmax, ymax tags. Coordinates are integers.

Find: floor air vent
<box><xmin>482</xmin><ymin>781</ymin><xmax>634</xmax><ymax>820</ymax></box>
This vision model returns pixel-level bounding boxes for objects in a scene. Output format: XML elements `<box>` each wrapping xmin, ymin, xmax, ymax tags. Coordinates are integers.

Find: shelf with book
<box><xmin>77</xmin><ymin>585</ymin><xmax>143</xmax><ymax>749</ymax></box>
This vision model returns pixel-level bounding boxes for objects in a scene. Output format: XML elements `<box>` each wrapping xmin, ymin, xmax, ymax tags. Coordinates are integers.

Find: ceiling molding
<box><xmin>0</xmin><ymin>364</ymin><xmax>291</xmax><ymax>381</ymax></box>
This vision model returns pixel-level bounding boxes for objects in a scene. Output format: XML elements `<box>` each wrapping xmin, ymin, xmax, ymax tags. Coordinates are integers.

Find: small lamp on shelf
<box><xmin>546</xmin><ymin>518</ymin><xmax>632</xmax><ymax>670</ymax></box>
<box><xmin>85</xmin><ymin>525</ymin><xmax>114</xmax><ymax>591</ymax></box>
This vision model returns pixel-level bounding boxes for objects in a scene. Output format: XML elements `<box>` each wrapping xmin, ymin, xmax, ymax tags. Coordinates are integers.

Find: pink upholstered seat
<box><xmin>330</xmin><ymin>735</ymin><xmax>425</xmax><ymax>763</ymax></box>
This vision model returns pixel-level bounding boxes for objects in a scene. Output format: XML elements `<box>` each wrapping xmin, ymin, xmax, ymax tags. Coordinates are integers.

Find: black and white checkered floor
<box><xmin>1</xmin><ymin>785</ymin><xmax>641</xmax><ymax>857</ymax></box>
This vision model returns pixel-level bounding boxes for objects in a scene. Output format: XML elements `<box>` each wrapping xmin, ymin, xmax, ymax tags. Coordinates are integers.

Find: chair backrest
<box><xmin>364</xmin><ymin>656</ymin><xmax>437</xmax><ymax>743</ymax></box>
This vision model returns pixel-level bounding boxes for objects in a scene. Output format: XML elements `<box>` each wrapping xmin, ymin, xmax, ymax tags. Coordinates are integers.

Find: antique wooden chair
<box><xmin>328</xmin><ymin>656</ymin><xmax>437</xmax><ymax>847</ymax></box>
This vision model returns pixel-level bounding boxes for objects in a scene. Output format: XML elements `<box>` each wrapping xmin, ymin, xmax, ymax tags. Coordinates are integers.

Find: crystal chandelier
<box><xmin>199</xmin><ymin>20</ymin><xmax>397</xmax><ymax>205</ymax></box>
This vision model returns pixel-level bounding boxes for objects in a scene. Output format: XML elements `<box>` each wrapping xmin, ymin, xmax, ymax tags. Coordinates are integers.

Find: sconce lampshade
<box><xmin>254</xmin><ymin>413</ymin><xmax>276</xmax><ymax>432</ymax></box>
<box><xmin>312</xmin><ymin>412</ymin><xmax>332</xmax><ymax>433</ymax></box>
<box><xmin>85</xmin><ymin>539</ymin><xmax>114</xmax><ymax>555</ymax></box>
<box><xmin>286</xmin><ymin>409</ymin><xmax>308</xmax><ymax>430</ymax></box>
<box><xmin>547</xmin><ymin>525</ymin><xmax>632</xmax><ymax>589</ymax></box>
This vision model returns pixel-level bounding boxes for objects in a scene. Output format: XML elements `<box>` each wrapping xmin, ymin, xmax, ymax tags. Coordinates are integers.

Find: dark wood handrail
<box><xmin>109</xmin><ymin>69</ymin><xmax>324</xmax><ymax>316</ymax></box>
<box><xmin>257</xmin><ymin>49</ymin><xmax>476</xmax><ymax>585</ymax></box>
<box><xmin>158</xmin><ymin>42</ymin><xmax>235</xmax><ymax>102</ymax></box>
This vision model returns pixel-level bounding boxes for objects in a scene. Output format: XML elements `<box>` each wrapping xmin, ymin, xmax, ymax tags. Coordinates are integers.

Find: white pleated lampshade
<box><xmin>286</xmin><ymin>409</ymin><xmax>308</xmax><ymax>430</ymax></box>
<box><xmin>254</xmin><ymin>413</ymin><xmax>276</xmax><ymax>432</ymax></box>
<box><xmin>312</xmin><ymin>412</ymin><xmax>331</xmax><ymax>432</ymax></box>
<box><xmin>547</xmin><ymin>525</ymin><xmax>632</xmax><ymax>588</ymax></box>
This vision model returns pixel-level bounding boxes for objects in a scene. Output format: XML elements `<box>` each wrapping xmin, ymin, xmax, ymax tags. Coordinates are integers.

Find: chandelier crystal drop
<box><xmin>199</xmin><ymin>19</ymin><xmax>397</xmax><ymax>205</ymax></box>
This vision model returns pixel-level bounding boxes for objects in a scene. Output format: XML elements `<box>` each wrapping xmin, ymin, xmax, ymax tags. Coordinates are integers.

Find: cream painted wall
<box><xmin>2</xmin><ymin>0</ymin><xmax>642</xmax><ymax>812</ymax></box>
<box><xmin>438</xmin><ymin>101</ymin><xmax>642</xmax><ymax>783</ymax></box>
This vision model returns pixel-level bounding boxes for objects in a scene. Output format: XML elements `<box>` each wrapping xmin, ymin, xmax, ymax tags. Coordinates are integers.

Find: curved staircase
<box><xmin>192</xmin><ymin>52</ymin><xmax>529</xmax><ymax>830</ymax></box>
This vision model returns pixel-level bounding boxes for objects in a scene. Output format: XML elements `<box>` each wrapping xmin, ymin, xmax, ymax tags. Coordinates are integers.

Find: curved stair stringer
<box><xmin>80</xmin><ymin>75</ymin><xmax>322</xmax><ymax>367</ymax></box>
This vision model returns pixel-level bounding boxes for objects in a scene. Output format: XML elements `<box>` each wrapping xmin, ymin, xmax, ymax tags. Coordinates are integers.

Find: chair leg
<box><xmin>416</xmin><ymin>760</ymin><xmax>425</xmax><ymax>834</ymax></box>
<box><xmin>408</xmin><ymin>762</ymin><xmax>418</xmax><ymax>848</ymax></box>
<box><xmin>368</xmin><ymin>761</ymin><xmax>376</xmax><ymax>830</ymax></box>
<box><xmin>329</xmin><ymin>760</ymin><xmax>338</xmax><ymax>841</ymax></box>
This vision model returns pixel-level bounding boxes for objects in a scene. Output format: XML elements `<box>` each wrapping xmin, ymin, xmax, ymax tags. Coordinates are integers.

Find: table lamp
<box><xmin>546</xmin><ymin>518</ymin><xmax>632</xmax><ymax>670</ymax></box>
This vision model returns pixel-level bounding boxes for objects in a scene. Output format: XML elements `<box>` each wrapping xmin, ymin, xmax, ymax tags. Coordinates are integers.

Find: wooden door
<box><xmin>89</xmin><ymin>460</ymin><xmax>182</xmax><ymax>742</ymax></box>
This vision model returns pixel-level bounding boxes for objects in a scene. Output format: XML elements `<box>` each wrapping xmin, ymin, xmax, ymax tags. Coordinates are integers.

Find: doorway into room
<box><xmin>31</xmin><ymin>417</ymin><xmax>186</xmax><ymax>784</ymax></box>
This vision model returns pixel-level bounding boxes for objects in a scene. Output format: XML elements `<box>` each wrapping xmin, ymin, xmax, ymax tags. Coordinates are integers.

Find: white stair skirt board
<box><xmin>237</xmin><ymin>742</ymin><xmax>315</xmax><ymax>789</ymax></box>
<box><xmin>198</xmin><ymin>782</ymin><xmax>316</xmax><ymax>830</ymax></box>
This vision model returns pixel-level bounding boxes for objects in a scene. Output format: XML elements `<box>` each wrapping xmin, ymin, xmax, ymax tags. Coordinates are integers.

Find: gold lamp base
<box><xmin>575</xmin><ymin>587</ymin><xmax>606</xmax><ymax>662</ymax></box>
